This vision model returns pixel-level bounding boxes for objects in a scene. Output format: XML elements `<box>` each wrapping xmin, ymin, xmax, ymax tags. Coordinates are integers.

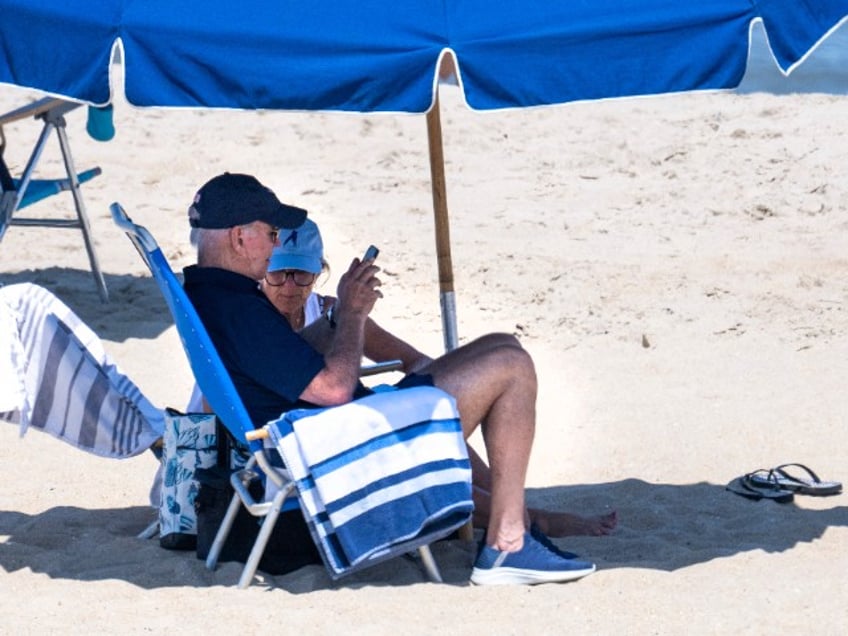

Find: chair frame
<box><xmin>0</xmin><ymin>98</ymin><xmax>107</xmax><ymax>302</ymax></box>
<box><xmin>110</xmin><ymin>203</ymin><xmax>444</xmax><ymax>587</ymax></box>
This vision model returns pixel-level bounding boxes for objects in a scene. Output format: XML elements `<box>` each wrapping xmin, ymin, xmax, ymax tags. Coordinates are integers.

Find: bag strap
<box><xmin>215</xmin><ymin>417</ymin><xmax>231</xmax><ymax>470</ymax></box>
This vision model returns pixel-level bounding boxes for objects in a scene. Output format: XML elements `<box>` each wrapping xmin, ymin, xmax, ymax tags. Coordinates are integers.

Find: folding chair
<box><xmin>110</xmin><ymin>203</ymin><xmax>472</xmax><ymax>588</ymax></box>
<box><xmin>0</xmin><ymin>97</ymin><xmax>113</xmax><ymax>302</ymax></box>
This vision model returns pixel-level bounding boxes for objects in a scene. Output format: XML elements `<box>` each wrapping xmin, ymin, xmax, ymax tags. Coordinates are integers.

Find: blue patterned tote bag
<box><xmin>159</xmin><ymin>409</ymin><xmax>247</xmax><ymax>549</ymax></box>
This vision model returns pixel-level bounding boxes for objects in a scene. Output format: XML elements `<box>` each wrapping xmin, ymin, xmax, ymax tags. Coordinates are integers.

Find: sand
<box><xmin>1</xmin><ymin>80</ymin><xmax>846</xmax><ymax>634</ymax></box>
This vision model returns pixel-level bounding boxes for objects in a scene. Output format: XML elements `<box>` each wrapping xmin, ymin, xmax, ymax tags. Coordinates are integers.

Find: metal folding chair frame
<box><xmin>0</xmin><ymin>98</ymin><xmax>107</xmax><ymax>302</ymax></box>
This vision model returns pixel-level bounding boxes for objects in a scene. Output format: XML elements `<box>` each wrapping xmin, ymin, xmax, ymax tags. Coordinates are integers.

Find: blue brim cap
<box><xmin>268</xmin><ymin>220</ymin><xmax>324</xmax><ymax>273</ymax></box>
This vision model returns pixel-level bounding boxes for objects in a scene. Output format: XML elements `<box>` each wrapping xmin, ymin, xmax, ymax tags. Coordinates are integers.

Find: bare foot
<box><xmin>530</xmin><ymin>509</ymin><xmax>618</xmax><ymax>538</ymax></box>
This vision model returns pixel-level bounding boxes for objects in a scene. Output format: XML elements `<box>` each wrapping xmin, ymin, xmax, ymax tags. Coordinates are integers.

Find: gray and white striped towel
<box><xmin>0</xmin><ymin>283</ymin><xmax>163</xmax><ymax>458</ymax></box>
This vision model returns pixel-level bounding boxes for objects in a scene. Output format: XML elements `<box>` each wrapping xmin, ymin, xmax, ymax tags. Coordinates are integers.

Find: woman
<box><xmin>262</xmin><ymin>219</ymin><xmax>433</xmax><ymax>375</ymax></box>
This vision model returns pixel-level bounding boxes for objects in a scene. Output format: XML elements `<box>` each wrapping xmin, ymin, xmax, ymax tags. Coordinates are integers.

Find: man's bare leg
<box><xmin>423</xmin><ymin>334</ymin><xmax>537</xmax><ymax>552</ymax></box>
<box><xmin>423</xmin><ymin>334</ymin><xmax>597</xmax><ymax>584</ymax></box>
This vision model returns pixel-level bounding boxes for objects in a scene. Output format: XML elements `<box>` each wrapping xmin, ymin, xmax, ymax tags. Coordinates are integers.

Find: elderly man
<box><xmin>183</xmin><ymin>172</ymin><xmax>595</xmax><ymax>585</ymax></box>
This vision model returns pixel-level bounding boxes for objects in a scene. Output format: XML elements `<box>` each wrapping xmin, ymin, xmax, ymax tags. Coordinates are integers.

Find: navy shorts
<box><xmin>394</xmin><ymin>373</ymin><xmax>435</xmax><ymax>390</ymax></box>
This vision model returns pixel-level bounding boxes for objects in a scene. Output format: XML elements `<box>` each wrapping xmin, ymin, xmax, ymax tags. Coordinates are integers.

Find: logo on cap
<box><xmin>282</xmin><ymin>230</ymin><xmax>298</xmax><ymax>247</ymax></box>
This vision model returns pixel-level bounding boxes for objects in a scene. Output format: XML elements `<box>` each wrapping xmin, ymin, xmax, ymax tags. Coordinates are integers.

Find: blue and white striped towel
<box><xmin>267</xmin><ymin>385</ymin><xmax>473</xmax><ymax>579</ymax></box>
<box><xmin>0</xmin><ymin>283</ymin><xmax>163</xmax><ymax>457</ymax></box>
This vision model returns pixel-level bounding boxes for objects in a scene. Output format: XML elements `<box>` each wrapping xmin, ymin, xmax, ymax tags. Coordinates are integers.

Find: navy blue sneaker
<box><xmin>529</xmin><ymin>523</ymin><xmax>580</xmax><ymax>560</ymax></box>
<box><xmin>470</xmin><ymin>532</ymin><xmax>595</xmax><ymax>585</ymax></box>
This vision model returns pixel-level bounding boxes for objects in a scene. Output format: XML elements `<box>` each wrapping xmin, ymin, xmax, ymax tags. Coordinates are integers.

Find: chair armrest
<box><xmin>0</xmin><ymin>98</ymin><xmax>69</xmax><ymax>126</ymax></box>
<box><xmin>359</xmin><ymin>359</ymin><xmax>403</xmax><ymax>376</ymax></box>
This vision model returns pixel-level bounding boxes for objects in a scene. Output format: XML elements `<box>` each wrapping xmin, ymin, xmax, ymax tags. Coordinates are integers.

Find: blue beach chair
<box><xmin>0</xmin><ymin>98</ymin><xmax>113</xmax><ymax>301</ymax></box>
<box><xmin>110</xmin><ymin>203</ymin><xmax>472</xmax><ymax>587</ymax></box>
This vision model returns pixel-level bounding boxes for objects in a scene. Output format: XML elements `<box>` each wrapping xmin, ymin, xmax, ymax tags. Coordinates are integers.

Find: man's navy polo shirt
<box><xmin>183</xmin><ymin>265</ymin><xmax>330</xmax><ymax>427</ymax></box>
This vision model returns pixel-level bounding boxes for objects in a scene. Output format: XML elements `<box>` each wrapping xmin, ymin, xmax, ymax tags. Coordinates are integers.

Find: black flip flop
<box><xmin>748</xmin><ymin>463</ymin><xmax>842</xmax><ymax>497</ymax></box>
<box><xmin>726</xmin><ymin>471</ymin><xmax>794</xmax><ymax>503</ymax></box>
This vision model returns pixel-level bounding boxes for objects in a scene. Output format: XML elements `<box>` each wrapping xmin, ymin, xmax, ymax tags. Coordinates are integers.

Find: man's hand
<box><xmin>335</xmin><ymin>257</ymin><xmax>382</xmax><ymax>321</ymax></box>
<box><xmin>300</xmin><ymin>257</ymin><xmax>382</xmax><ymax>406</ymax></box>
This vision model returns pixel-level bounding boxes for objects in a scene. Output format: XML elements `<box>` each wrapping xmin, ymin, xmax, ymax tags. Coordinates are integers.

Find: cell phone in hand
<box><xmin>363</xmin><ymin>245</ymin><xmax>379</xmax><ymax>261</ymax></box>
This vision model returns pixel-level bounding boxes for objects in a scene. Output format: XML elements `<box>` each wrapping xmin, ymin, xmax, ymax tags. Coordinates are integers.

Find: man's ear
<box><xmin>229</xmin><ymin>226</ymin><xmax>246</xmax><ymax>254</ymax></box>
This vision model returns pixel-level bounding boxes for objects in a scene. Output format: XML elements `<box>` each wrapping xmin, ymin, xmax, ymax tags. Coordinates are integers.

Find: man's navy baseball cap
<box><xmin>188</xmin><ymin>173</ymin><xmax>307</xmax><ymax>230</ymax></box>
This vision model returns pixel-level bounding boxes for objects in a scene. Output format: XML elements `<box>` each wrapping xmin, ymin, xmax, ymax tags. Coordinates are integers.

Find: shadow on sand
<box><xmin>0</xmin><ymin>267</ymin><xmax>172</xmax><ymax>342</ymax></box>
<box><xmin>1</xmin><ymin>479</ymin><xmax>845</xmax><ymax>591</ymax></box>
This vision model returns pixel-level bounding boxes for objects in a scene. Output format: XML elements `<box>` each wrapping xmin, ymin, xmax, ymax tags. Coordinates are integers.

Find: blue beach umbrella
<box><xmin>1</xmin><ymin>0</ymin><xmax>846</xmax><ymax>347</ymax></box>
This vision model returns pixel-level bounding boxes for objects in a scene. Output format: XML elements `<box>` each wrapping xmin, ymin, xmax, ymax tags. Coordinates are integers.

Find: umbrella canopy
<box><xmin>2</xmin><ymin>0</ymin><xmax>846</xmax><ymax>111</ymax></box>
<box><xmin>2</xmin><ymin>0</ymin><xmax>846</xmax><ymax>346</ymax></box>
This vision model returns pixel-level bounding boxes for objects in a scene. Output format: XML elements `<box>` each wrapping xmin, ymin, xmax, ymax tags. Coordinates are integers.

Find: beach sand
<box><xmin>1</xmin><ymin>81</ymin><xmax>846</xmax><ymax>634</ymax></box>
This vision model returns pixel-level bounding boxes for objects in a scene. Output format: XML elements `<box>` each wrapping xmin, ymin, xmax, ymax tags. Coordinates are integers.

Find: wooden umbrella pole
<box><xmin>425</xmin><ymin>87</ymin><xmax>459</xmax><ymax>352</ymax></box>
<box><xmin>427</xmin><ymin>83</ymin><xmax>474</xmax><ymax>543</ymax></box>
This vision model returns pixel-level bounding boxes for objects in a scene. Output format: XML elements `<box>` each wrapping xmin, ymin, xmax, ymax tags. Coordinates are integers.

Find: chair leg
<box><xmin>54</xmin><ymin>123</ymin><xmax>108</xmax><ymax>303</ymax></box>
<box><xmin>2</xmin><ymin>119</ymin><xmax>51</xmax><ymax>242</ymax></box>
<box><xmin>137</xmin><ymin>519</ymin><xmax>159</xmax><ymax>540</ymax></box>
<box><xmin>417</xmin><ymin>545</ymin><xmax>443</xmax><ymax>583</ymax></box>
<box><xmin>237</xmin><ymin>485</ymin><xmax>294</xmax><ymax>589</ymax></box>
<box><xmin>0</xmin><ymin>191</ymin><xmax>15</xmax><ymax>241</ymax></box>
<box><xmin>205</xmin><ymin>489</ymin><xmax>245</xmax><ymax>571</ymax></box>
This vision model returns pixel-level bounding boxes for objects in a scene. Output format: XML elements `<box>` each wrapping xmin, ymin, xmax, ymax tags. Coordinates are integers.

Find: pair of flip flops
<box><xmin>726</xmin><ymin>463</ymin><xmax>842</xmax><ymax>503</ymax></box>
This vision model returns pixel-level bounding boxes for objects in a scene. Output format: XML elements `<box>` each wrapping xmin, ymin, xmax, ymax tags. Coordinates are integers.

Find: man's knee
<box><xmin>502</xmin><ymin>343</ymin><xmax>536</xmax><ymax>378</ymax></box>
<box><xmin>431</xmin><ymin>333</ymin><xmax>535</xmax><ymax>391</ymax></box>
<box><xmin>475</xmin><ymin>332</ymin><xmax>524</xmax><ymax>351</ymax></box>
<box><xmin>482</xmin><ymin>340</ymin><xmax>536</xmax><ymax>383</ymax></box>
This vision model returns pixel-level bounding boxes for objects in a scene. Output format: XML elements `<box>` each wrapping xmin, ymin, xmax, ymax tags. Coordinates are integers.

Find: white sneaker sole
<box><xmin>470</xmin><ymin>562</ymin><xmax>596</xmax><ymax>586</ymax></box>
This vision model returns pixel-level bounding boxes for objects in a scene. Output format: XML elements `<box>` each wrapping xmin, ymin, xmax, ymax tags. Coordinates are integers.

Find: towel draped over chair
<box><xmin>0</xmin><ymin>282</ymin><xmax>163</xmax><ymax>457</ymax></box>
<box><xmin>267</xmin><ymin>385</ymin><xmax>473</xmax><ymax>578</ymax></box>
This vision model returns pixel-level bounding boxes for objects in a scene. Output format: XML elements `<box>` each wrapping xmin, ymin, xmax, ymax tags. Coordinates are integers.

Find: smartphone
<box><xmin>363</xmin><ymin>245</ymin><xmax>380</xmax><ymax>261</ymax></box>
